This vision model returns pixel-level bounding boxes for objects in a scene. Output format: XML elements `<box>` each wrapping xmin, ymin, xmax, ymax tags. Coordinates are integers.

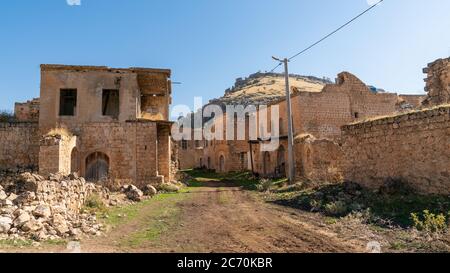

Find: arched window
<box><xmin>219</xmin><ymin>155</ymin><xmax>225</xmax><ymax>173</ymax></box>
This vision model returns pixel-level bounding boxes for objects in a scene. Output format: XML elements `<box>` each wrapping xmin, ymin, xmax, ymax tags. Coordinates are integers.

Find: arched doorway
<box><xmin>219</xmin><ymin>155</ymin><xmax>225</xmax><ymax>173</ymax></box>
<box><xmin>85</xmin><ymin>152</ymin><xmax>110</xmax><ymax>182</ymax></box>
<box><xmin>277</xmin><ymin>146</ymin><xmax>286</xmax><ymax>177</ymax></box>
<box><xmin>263</xmin><ymin>152</ymin><xmax>271</xmax><ymax>176</ymax></box>
<box><xmin>207</xmin><ymin>157</ymin><xmax>211</xmax><ymax>169</ymax></box>
<box><xmin>70</xmin><ymin>148</ymin><xmax>79</xmax><ymax>174</ymax></box>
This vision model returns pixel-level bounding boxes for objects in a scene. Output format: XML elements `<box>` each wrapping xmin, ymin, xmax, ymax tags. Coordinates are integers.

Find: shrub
<box><xmin>256</xmin><ymin>179</ymin><xmax>272</xmax><ymax>192</ymax></box>
<box><xmin>411</xmin><ymin>210</ymin><xmax>448</xmax><ymax>233</ymax></box>
<box><xmin>324</xmin><ymin>201</ymin><xmax>348</xmax><ymax>217</ymax></box>
<box><xmin>83</xmin><ymin>194</ymin><xmax>107</xmax><ymax>213</ymax></box>
<box><xmin>158</xmin><ymin>183</ymin><xmax>180</xmax><ymax>193</ymax></box>
<box><xmin>0</xmin><ymin>111</ymin><xmax>15</xmax><ymax>122</ymax></box>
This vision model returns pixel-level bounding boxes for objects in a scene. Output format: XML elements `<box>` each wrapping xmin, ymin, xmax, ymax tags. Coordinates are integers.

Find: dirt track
<box><xmin>1</xmin><ymin>181</ymin><xmax>365</xmax><ymax>253</ymax></box>
<box><xmin>80</xmin><ymin>181</ymin><xmax>362</xmax><ymax>253</ymax></box>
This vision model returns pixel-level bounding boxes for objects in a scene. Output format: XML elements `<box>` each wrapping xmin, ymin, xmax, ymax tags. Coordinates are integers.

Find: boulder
<box><xmin>33</xmin><ymin>205</ymin><xmax>52</xmax><ymax>219</ymax></box>
<box><xmin>0</xmin><ymin>190</ymin><xmax>7</xmax><ymax>201</ymax></box>
<box><xmin>124</xmin><ymin>185</ymin><xmax>144</xmax><ymax>202</ymax></box>
<box><xmin>143</xmin><ymin>185</ymin><xmax>158</xmax><ymax>197</ymax></box>
<box><xmin>21</xmin><ymin>219</ymin><xmax>44</xmax><ymax>232</ymax></box>
<box><xmin>13</xmin><ymin>211</ymin><xmax>31</xmax><ymax>227</ymax></box>
<box><xmin>52</xmin><ymin>214</ymin><xmax>69</xmax><ymax>235</ymax></box>
<box><xmin>0</xmin><ymin>216</ymin><xmax>13</xmax><ymax>234</ymax></box>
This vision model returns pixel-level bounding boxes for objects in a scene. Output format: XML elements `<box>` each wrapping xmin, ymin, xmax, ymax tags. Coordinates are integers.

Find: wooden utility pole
<box><xmin>273</xmin><ymin>57</ymin><xmax>296</xmax><ymax>183</ymax></box>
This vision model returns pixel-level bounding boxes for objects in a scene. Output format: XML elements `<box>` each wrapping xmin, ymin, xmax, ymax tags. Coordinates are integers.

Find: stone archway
<box><xmin>85</xmin><ymin>152</ymin><xmax>110</xmax><ymax>182</ymax></box>
<box><xmin>219</xmin><ymin>155</ymin><xmax>225</xmax><ymax>173</ymax></box>
<box><xmin>277</xmin><ymin>145</ymin><xmax>286</xmax><ymax>177</ymax></box>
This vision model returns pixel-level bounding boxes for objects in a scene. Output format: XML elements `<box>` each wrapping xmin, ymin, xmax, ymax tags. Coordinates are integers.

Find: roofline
<box><xmin>40</xmin><ymin>64</ymin><xmax>171</xmax><ymax>76</ymax></box>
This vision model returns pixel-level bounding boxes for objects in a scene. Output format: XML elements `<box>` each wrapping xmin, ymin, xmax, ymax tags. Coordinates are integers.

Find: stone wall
<box><xmin>39</xmin><ymin>134</ymin><xmax>77</xmax><ymax>176</ymax></box>
<box><xmin>294</xmin><ymin>135</ymin><xmax>343</xmax><ymax>184</ymax></box>
<box><xmin>14</xmin><ymin>98</ymin><xmax>40</xmax><ymax>122</ymax></box>
<box><xmin>341</xmin><ymin>105</ymin><xmax>450</xmax><ymax>195</ymax></box>
<box><xmin>0</xmin><ymin>122</ymin><xmax>39</xmax><ymax>170</ymax></box>
<box><xmin>422</xmin><ymin>58</ymin><xmax>450</xmax><ymax>106</ymax></box>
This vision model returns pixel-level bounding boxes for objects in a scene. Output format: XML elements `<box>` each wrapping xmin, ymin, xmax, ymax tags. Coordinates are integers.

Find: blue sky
<box><xmin>0</xmin><ymin>0</ymin><xmax>449</xmax><ymax>113</ymax></box>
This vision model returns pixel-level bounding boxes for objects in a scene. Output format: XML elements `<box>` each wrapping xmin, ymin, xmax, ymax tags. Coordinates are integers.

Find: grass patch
<box><xmin>98</xmin><ymin>188</ymin><xmax>193</xmax><ymax>248</ymax></box>
<box><xmin>82</xmin><ymin>194</ymin><xmax>108</xmax><ymax>215</ymax></box>
<box><xmin>0</xmin><ymin>239</ymin><xmax>34</xmax><ymax>247</ymax></box>
<box><xmin>184</xmin><ymin>169</ymin><xmax>287</xmax><ymax>191</ymax></box>
<box><xmin>104</xmin><ymin>191</ymin><xmax>187</xmax><ymax>227</ymax></box>
<box><xmin>267</xmin><ymin>182</ymin><xmax>450</xmax><ymax>228</ymax></box>
<box><xmin>122</xmin><ymin>205</ymin><xmax>182</xmax><ymax>247</ymax></box>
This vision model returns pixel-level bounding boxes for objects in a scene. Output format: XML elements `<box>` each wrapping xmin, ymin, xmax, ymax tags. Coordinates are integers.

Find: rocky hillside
<box><xmin>209</xmin><ymin>72</ymin><xmax>332</xmax><ymax>107</ymax></box>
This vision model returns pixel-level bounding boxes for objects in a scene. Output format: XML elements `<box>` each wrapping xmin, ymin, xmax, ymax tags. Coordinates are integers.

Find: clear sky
<box><xmin>0</xmin><ymin>0</ymin><xmax>449</xmax><ymax>113</ymax></box>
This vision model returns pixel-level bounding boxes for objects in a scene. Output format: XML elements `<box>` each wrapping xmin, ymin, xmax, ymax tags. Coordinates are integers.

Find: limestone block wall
<box><xmin>0</xmin><ymin>122</ymin><xmax>39</xmax><ymax>170</ymax></box>
<box><xmin>341</xmin><ymin>105</ymin><xmax>450</xmax><ymax>195</ymax></box>
<box><xmin>295</xmin><ymin>135</ymin><xmax>343</xmax><ymax>184</ymax></box>
<box><xmin>39</xmin><ymin>134</ymin><xmax>77</xmax><ymax>176</ymax></box>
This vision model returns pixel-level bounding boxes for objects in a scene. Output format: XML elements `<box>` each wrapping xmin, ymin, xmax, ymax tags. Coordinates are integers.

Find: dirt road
<box><xmin>79</xmin><ymin>181</ymin><xmax>362</xmax><ymax>253</ymax></box>
<box><xmin>0</xmin><ymin>181</ymin><xmax>365</xmax><ymax>253</ymax></box>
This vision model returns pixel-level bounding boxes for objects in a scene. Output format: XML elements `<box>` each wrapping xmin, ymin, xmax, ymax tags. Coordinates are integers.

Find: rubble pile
<box><xmin>0</xmin><ymin>171</ymin><xmax>109</xmax><ymax>242</ymax></box>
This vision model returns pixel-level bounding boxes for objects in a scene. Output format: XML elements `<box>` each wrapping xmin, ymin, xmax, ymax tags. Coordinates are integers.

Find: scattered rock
<box><xmin>13</xmin><ymin>211</ymin><xmax>31</xmax><ymax>228</ymax></box>
<box><xmin>0</xmin><ymin>190</ymin><xmax>7</xmax><ymax>201</ymax></box>
<box><xmin>0</xmin><ymin>171</ymin><xmax>110</xmax><ymax>241</ymax></box>
<box><xmin>143</xmin><ymin>185</ymin><xmax>158</xmax><ymax>197</ymax></box>
<box><xmin>124</xmin><ymin>185</ymin><xmax>144</xmax><ymax>202</ymax></box>
<box><xmin>0</xmin><ymin>216</ymin><xmax>13</xmax><ymax>233</ymax></box>
<box><xmin>33</xmin><ymin>205</ymin><xmax>51</xmax><ymax>218</ymax></box>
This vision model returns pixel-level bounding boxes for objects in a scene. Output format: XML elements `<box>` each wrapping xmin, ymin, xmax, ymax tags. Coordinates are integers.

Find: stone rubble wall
<box><xmin>0</xmin><ymin>172</ymin><xmax>109</xmax><ymax>241</ymax></box>
<box><xmin>422</xmin><ymin>58</ymin><xmax>450</xmax><ymax>106</ymax></box>
<box><xmin>341</xmin><ymin>105</ymin><xmax>450</xmax><ymax>195</ymax></box>
<box><xmin>0</xmin><ymin>122</ymin><xmax>39</xmax><ymax>170</ymax></box>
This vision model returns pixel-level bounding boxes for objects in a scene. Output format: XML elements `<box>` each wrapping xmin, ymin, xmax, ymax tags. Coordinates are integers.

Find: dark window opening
<box><xmin>181</xmin><ymin>140</ymin><xmax>188</xmax><ymax>150</ymax></box>
<box><xmin>354</xmin><ymin>112</ymin><xmax>359</xmax><ymax>119</ymax></box>
<box><xmin>102</xmin><ymin>89</ymin><xmax>120</xmax><ymax>118</ymax></box>
<box><xmin>59</xmin><ymin>89</ymin><xmax>77</xmax><ymax>116</ymax></box>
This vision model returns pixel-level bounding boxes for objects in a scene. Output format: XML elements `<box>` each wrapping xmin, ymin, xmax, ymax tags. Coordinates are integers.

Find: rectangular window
<box><xmin>59</xmin><ymin>89</ymin><xmax>77</xmax><ymax>116</ymax></box>
<box><xmin>181</xmin><ymin>140</ymin><xmax>188</xmax><ymax>150</ymax></box>
<box><xmin>102</xmin><ymin>89</ymin><xmax>120</xmax><ymax>118</ymax></box>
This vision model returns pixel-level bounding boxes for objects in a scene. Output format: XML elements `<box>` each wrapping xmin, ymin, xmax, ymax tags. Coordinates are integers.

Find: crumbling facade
<box><xmin>341</xmin><ymin>105</ymin><xmax>450</xmax><ymax>195</ymax></box>
<box><xmin>180</xmin><ymin>71</ymin><xmax>425</xmax><ymax>179</ymax></box>
<box><xmin>0</xmin><ymin>65</ymin><xmax>174</xmax><ymax>188</ymax></box>
<box><xmin>422</xmin><ymin>57</ymin><xmax>450</xmax><ymax>106</ymax></box>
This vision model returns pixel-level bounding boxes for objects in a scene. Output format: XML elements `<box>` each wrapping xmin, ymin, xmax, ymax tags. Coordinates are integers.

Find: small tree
<box><xmin>0</xmin><ymin>110</ymin><xmax>15</xmax><ymax>122</ymax></box>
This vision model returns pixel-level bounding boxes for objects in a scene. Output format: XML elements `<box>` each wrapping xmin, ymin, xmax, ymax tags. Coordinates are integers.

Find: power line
<box><xmin>288</xmin><ymin>0</ymin><xmax>384</xmax><ymax>62</ymax></box>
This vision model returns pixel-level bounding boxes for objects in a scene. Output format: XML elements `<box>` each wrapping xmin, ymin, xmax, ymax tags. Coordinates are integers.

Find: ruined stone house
<box><xmin>0</xmin><ymin>64</ymin><xmax>174</xmax><ymax>188</ymax></box>
<box><xmin>179</xmin><ymin>71</ymin><xmax>425</xmax><ymax>181</ymax></box>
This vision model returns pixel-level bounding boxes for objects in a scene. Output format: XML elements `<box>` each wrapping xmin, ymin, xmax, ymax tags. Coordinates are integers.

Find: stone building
<box><xmin>0</xmin><ymin>64</ymin><xmax>174</xmax><ymax>188</ymax></box>
<box><xmin>422</xmin><ymin>57</ymin><xmax>450</xmax><ymax>106</ymax></box>
<box><xmin>341</xmin><ymin>57</ymin><xmax>450</xmax><ymax>195</ymax></box>
<box><xmin>179</xmin><ymin>71</ymin><xmax>425</xmax><ymax>180</ymax></box>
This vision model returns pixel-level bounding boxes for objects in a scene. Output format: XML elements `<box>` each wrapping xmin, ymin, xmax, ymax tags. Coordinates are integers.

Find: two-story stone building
<box><xmin>0</xmin><ymin>64</ymin><xmax>174</xmax><ymax>188</ymax></box>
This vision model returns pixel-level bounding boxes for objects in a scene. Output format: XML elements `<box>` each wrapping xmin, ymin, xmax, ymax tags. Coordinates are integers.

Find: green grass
<box><xmin>0</xmin><ymin>239</ymin><xmax>34</xmax><ymax>247</ymax></box>
<box><xmin>99</xmin><ymin>188</ymin><xmax>193</xmax><ymax>248</ymax></box>
<box><xmin>104</xmin><ymin>190</ymin><xmax>190</xmax><ymax>227</ymax></box>
<box><xmin>266</xmin><ymin>182</ymin><xmax>450</xmax><ymax>228</ymax></box>
<box><xmin>184</xmin><ymin>169</ymin><xmax>287</xmax><ymax>191</ymax></box>
<box><xmin>121</xmin><ymin>204</ymin><xmax>183</xmax><ymax>247</ymax></box>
